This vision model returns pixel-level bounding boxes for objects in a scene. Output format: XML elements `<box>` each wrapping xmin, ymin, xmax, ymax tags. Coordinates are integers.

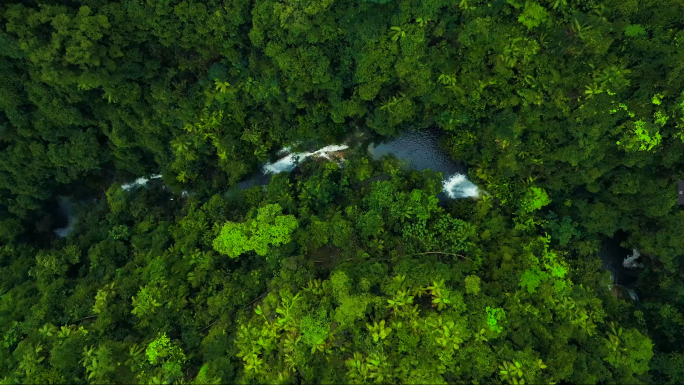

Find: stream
<box><xmin>58</xmin><ymin>129</ymin><xmax>477</xmax><ymax>237</ymax></box>
<box><xmin>599</xmin><ymin>232</ymin><xmax>641</xmax><ymax>301</ymax></box>
<box><xmin>366</xmin><ymin>130</ymin><xmax>479</xmax><ymax>200</ymax></box>
<box><xmin>250</xmin><ymin>129</ymin><xmax>481</xmax><ymax>200</ymax></box>
<box><xmin>51</xmin><ymin>130</ymin><xmax>642</xmax><ymax>303</ymax></box>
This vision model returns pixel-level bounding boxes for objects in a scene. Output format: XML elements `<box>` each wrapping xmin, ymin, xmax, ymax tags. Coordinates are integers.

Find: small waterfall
<box><xmin>121</xmin><ymin>174</ymin><xmax>162</xmax><ymax>191</ymax></box>
<box><xmin>599</xmin><ymin>234</ymin><xmax>641</xmax><ymax>302</ymax></box>
<box><xmin>442</xmin><ymin>173</ymin><xmax>480</xmax><ymax>199</ymax></box>
<box><xmin>263</xmin><ymin>145</ymin><xmax>350</xmax><ymax>174</ymax></box>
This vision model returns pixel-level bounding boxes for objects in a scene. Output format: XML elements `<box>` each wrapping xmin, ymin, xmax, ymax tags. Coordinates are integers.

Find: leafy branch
<box><xmin>389</xmin><ymin>26</ymin><xmax>405</xmax><ymax>42</ymax></box>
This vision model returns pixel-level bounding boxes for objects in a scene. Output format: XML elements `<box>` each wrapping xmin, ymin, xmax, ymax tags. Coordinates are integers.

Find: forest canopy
<box><xmin>1</xmin><ymin>0</ymin><xmax>684</xmax><ymax>384</ymax></box>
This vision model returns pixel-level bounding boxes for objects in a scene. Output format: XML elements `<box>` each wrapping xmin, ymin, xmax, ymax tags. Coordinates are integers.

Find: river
<box><xmin>252</xmin><ymin>129</ymin><xmax>481</xmax><ymax>200</ymax></box>
<box><xmin>52</xmin><ymin>129</ymin><xmax>639</xmax><ymax>302</ymax></box>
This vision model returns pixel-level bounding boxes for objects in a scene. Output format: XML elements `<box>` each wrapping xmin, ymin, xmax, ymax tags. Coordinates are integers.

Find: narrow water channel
<box><xmin>255</xmin><ymin>129</ymin><xmax>481</xmax><ymax>200</ymax></box>
<box><xmin>61</xmin><ymin>130</ymin><xmax>637</xmax><ymax>299</ymax></box>
<box><xmin>366</xmin><ymin>130</ymin><xmax>479</xmax><ymax>199</ymax></box>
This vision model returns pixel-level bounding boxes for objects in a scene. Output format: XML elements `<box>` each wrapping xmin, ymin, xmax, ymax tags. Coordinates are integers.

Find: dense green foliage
<box><xmin>0</xmin><ymin>157</ymin><xmax>655</xmax><ymax>384</ymax></box>
<box><xmin>1</xmin><ymin>0</ymin><xmax>684</xmax><ymax>383</ymax></box>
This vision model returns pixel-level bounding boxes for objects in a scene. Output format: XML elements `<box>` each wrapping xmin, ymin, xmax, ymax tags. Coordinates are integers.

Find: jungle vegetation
<box><xmin>1</xmin><ymin>0</ymin><xmax>683</xmax><ymax>384</ymax></box>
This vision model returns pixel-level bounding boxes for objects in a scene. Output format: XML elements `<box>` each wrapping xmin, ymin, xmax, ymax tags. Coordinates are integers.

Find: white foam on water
<box><xmin>312</xmin><ymin>145</ymin><xmax>349</xmax><ymax>159</ymax></box>
<box><xmin>122</xmin><ymin>177</ymin><xmax>148</xmax><ymax>191</ymax></box>
<box><xmin>263</xmin><ymin>145</ymin><xmax>349</xmax><ymax>174</ymax></box>
<box><xmin>443</xmin><ymin>173</ymin><xmax>479</xmax><ymax>199</ymax></box>
<box><xmin>623</xmin><ymin>248</ymin><xmax>643</xmax><ymax>269</ymax></box>
<box><xmin>121</xmin><ymin>174</ymin><xmax>163</xmax><ymax>191</ymax></box>
<box><xmin>263</xmin><ymin>153</ymin><xmax>301</xmax><ymax>174</ymax></box>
